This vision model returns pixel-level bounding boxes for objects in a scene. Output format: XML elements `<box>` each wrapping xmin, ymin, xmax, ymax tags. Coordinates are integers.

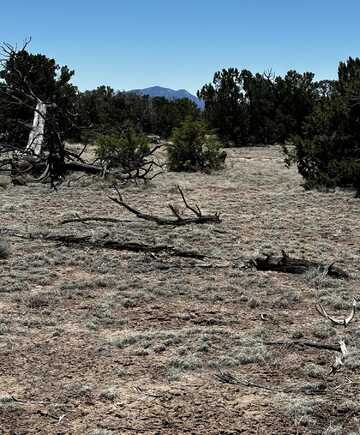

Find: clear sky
<box><xmin>2</xmin><ymin>0</ymin><xmax>360</xmax><ymax>94</ymax></box>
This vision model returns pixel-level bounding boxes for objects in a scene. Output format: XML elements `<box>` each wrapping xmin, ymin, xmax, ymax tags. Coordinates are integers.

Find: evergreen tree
<box><xmin>285</xmin><ymin>57</ymin><xmax>360</xmax><ymax>195</ymax></box>
<box><xmin>198</xmin><ymin>68</ymin><xmax>249</xmax><ymax>145</ymax></box>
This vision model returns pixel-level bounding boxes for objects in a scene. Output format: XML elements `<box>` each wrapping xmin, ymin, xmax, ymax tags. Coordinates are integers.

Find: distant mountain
<box><xmin>130</xmin><ymin>86</ymin><xmax>204</xmax><ymax>109</ymax></box>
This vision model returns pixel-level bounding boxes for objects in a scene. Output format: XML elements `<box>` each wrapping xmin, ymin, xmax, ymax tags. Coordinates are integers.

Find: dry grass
<box><xmin>0</xmin><ymin>145</ymin><xmax>360</xmax><ymax>434</ymax></box>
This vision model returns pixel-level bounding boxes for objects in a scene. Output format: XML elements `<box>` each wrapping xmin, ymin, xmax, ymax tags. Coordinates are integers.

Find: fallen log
<box><xmin>250</xmin><ymin>250</ymin><xmax>349</xmax><ymax>279</ymax></box>
<box><xmin>4</xmin><ymin>230</ymin><xmax>208</xmax><ymax>260</ymax></box>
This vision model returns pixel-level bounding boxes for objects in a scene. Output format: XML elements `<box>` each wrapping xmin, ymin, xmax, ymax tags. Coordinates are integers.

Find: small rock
<box><xmin>0</xmin><ymin>240</ymin><xmax>10</xmax><ymax>259</ymax></box>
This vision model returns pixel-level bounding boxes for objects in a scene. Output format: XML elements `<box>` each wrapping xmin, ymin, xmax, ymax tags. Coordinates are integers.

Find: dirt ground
<box><xmin>1</xmin><ymin>146</ymin><xmax>360</xmax><ymax>434</ymax></box>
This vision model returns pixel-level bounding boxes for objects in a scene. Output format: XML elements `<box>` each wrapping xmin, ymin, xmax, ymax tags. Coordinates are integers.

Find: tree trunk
<box><xmin>26</xmin><ymin>101</ymin><xmax>47</xmax><ymax>156</ymax></box>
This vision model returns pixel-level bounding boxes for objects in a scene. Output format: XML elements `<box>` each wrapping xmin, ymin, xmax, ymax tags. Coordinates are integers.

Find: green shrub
<box><xmin>283</xmin><ymin>57</ymin><xmax>360</xmax><ymax>196</ymax></box>
<box><xmin>167</xmin><ymin>119</ymin><xmax>226</xmax><ymax>172</ymax></box>
<box><xmin>95</xmin><ymin>129</ymin><xmax>150</xmax><ymax>171</ymax></box>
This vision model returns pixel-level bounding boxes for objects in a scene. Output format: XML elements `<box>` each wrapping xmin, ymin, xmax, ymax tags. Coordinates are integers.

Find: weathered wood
<box><xmin>4</xmin><ymin>230</ymin><xmax>208</xmax><ymax>260</ymax></box>
<box><xmin>316</xmin><ymin>299</ymin><xmax>356</xmax><ymax>327</ymax></box>
<box><xmin>251</xmin><ymin>250</ymin><xmax>349</xmax><ymax>279</ymax></box>
<box><xmin>109</xmin><ymin>185</ymin><xmax>221</xmax><ymax>226</ymax></box>
<box><xmin>60</xmin><ymin>217</ymin><xmax>130</xmax><ymax>225</ymax></box>
<box><xmin>26</xmin><ymin>101</ymin><xmax>47</xmax><ymax>156</ymax></box>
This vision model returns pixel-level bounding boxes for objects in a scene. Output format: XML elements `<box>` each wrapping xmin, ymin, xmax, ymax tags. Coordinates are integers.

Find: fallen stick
<box><xmin>109</xmin><ymin>185</ymin><xmax>221</xmax><ymax>226</ymax></box>
<box><xmin>60</xmin><ymin>217</ymin><xmax>131</xmax><ymax>225</ymax></box>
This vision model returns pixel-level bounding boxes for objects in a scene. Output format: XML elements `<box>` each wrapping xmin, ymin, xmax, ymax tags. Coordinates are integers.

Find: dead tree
<box><xmin>25</xmin><ymin>100</ymin><xmax>47</xmax><ymax>156</ymax></box>
<box><xmin>108</xmin><ymin>185</ymin><xmax>221</xmax><ymax>225</ymax></box>
<box><xmin>0</xmin><ymin>39</ymin><xmax>163</xmax><ymax>186</ymax></box>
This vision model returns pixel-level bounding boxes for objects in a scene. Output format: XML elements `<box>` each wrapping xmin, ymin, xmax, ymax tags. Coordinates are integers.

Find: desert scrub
<box><xmin>312</xmin><ymin>321</ymin><xmax>336</xmax><ymax>339</ymax></box>
<box><xmin>95</xmin><ymin>129</ymin><xmax>150</xmax><ymax>170</ymax></box>
<box><xmin>167</xmin><ymin>354</ymin><xmax>202</xmax><ymax>371</ymax></box>
<box><xmin>346</xmin><ymin>351</ymin><xmax>360</xmax><ymax>370</ymax></box>
<box><xmin>99</xmin><ymin>387</ymin><xmax>117</xmax><ymax>401</ymax></box>
<box><xmin>65</xmin><ymin>383</ymin><xmax>94</xmax><ymax>399</ymax></box>
<box><xmin>167</xmin><ymin>119</ymin><xmax>226</xmax><ymax>172</ymax></box>
<box><xmin>0</xmin><ymin>279</ymin><xmax>30</xmax><ymax>293</ymax></box>
<box><xmin>275</xmin><ymin>394</ymin><xmax>321</xmax><ymax>427</ymax></box>
<box><xmin>0</xmin><ymin>395</ymin><xmax>21</xmax><ymax>412</ymax></box>
<box><xmin>303</xmin><ymin>363</ymin><xmax>327</xmax><ymax>379</ymax></box>
<box><xmin>109</xmin><ymin>328</ymin><xmax>272</xmax><ymax>373</ymax></box>
<box><xmin>272</xmin><ymin>290</ymin><xmax>301</xmax><ymax>308</ymax></box>
<box><xmin>318</xmin><ymin>293</ymin><xmax>353</xmax><ymax>310</ymax></box>
<box><xmin>23</xmin><ymin>292</ymin><xmax>52</xmax><ymax>309</ymax></box>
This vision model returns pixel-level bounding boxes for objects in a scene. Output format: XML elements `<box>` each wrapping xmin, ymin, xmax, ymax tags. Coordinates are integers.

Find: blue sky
<box><xmin>2</xmin><ymin>0</ymin><xmax>360</xmax><ymax>94</ymax></box>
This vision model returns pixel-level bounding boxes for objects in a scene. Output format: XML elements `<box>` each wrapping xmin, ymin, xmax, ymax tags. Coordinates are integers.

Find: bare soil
<box><xmin>1</xmin><ymin>146</ymin><xmax>360</xmax><ymax>434</ymax></box>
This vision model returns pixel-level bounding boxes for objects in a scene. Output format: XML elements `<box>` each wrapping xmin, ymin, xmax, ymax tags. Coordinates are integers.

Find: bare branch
<box><xmin>3</xmin><ymin>229</ymin><xmax>209</xmax><ymax>261</ymax></box>
<box><xmin>329</xmin><ymin>340</ymin><xmax>349</xmax><ymax>375</ymax></box>
<box><xmin>177</xmin><ymin>185</ymin><xmax>202</xmax><ymax>217</ymax></box>
<box><xmin>315</xmin><ymin>298</ymin><xmax>356</xmax><ymax>327</ymax></box>
<box><xmin>108</xmin><ymin>185</ymin><xmax>221</xmax><ymax>226</ymax></box>
<box><xmin>250</xmin><ymin>252</ymin><xmax>350</xmax><ymax>279</ymax></box>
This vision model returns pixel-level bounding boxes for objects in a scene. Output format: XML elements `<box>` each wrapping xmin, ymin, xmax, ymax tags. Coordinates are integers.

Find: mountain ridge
<box><xmin>130</xmin><ymin>86</ymin><xmax>204</xmax><ymax>109</ymax></box>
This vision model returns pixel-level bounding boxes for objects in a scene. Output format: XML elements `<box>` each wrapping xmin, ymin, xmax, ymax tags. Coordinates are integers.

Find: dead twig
<box><xmin>60</xmin><ymin>217</ymin><xmax>132</xmax><ymax>225</ymax></box>
<box><xmin>215</xmin><ymin>370</ymin><xmax>278</xmax><ymax>392</ymax></box>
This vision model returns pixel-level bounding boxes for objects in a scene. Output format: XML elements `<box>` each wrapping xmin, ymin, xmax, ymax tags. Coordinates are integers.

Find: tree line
<box><xmin>0</xmin><ymin>43</ymin><xmax>359</xmax><ymax>194</ymax></box>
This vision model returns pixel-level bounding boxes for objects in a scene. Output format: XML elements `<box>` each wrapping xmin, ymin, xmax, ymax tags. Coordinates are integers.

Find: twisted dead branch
<box><xmin>0</xmin><ymin>39</ymin><xmax>163</xmax><ymax>186</ymax></box>
<box><xmin>108</xmin><ymin>185</ymin><xmax>221</xmax><ymax>226</ymax></box>
<box><xmin>315</xmin><ymin>298</ymin><xmax>356</xmax><ymax>327</ymax></box>
<box><xmin>315</xmin><ymin>299</ymin><xmax>357</xmax><ymax>375</ymax></box>
<box><xmin>250</xmin><ymin>250</ymin><xmax>349</xmax><ymax>280</ymax></box>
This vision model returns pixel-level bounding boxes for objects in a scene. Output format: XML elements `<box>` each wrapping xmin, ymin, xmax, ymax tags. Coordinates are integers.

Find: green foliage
<box><xmin>95</xmin><ymin>129</ymin><xmax>150</xmax><ymax>171</ymax></box>
<box><xmin>284</xmin><ymin>57</ymin><xmax>360</xmax><ymax>195</ymax></box>
<box><xmin>77</xmin><ymin>89</ymin><xmax>200</xmax><ymax>142</ymax></box>
<box><xmin>150</xmin><ymin>97</ymin><xmax>200</xmax><ymax>137</ymax></box>
<box><xmin>198</xmin><ymin>68</ymin><xmax>249</xmax><ymax>145</ymax></box>
<box><xmin>198</xmin><ymin>68</ymin><xmax>318</xmax><ymax>146</ymax></box>
<box><xmin>167</xmin><ymin>119</ymin><xmax>226</xmax><ymax>172</ymax></box>
<box><xmin>0</xmin><ymin>48</ymin><xmax>78</xmax><ymax>148</ymax></box>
